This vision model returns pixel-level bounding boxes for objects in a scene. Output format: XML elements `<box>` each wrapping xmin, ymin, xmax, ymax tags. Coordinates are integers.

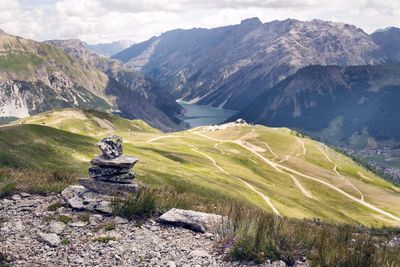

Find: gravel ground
<box><xmin>0</xmin><ymin>193</ymin><xmax>306</xmax><ymax>267</ymax></box>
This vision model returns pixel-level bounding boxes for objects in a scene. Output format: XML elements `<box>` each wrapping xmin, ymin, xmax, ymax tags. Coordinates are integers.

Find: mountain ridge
<box><xmin>113</xmin><ymin>18</ymin><xmax>389</xmax><ymax>111</ymax></box>
<box><xmin>0</xmin><ymin>30</ymin><xmax>184</xmax><ymax>131</ymax></box>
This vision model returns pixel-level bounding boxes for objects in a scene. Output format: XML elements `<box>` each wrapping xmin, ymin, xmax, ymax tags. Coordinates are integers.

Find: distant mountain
<box><xmin>85</xmin><ymin>40</ymin><xmax>134</xmax><ymax>57</ymax></box>
<box><xmin>232</xmin><ymin>64</ymin><xmax>400</xmax><ymax>149</ymax></box>
<box><xmin>0</xmin><ymin>30</ymin><xmax>183</xmax><ymax>131</ymax></box>
<box><xmin>0</xmin><ymin>32</ymin><xmax>110</xmax><ymax>119</ymax></box>
<box><xmin>113</xmin><ymin>18</ymin><xmax>386</xmax><ymax>111</ymax></box>
<box><xmin>45</xmin><ymin>39</ymin><xmax>184</xmax><ymax>131</ymax></box>
<box><xmin>372</xmin><ymin>27</ymin><xmax>400</xmax><ymax>63</ymax></box>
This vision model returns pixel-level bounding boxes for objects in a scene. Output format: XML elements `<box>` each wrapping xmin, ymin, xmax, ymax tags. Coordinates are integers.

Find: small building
<box><xmin>235</xmin><ymin>118</ymin><xmax>246</xmax><ymax>124</ymax></box>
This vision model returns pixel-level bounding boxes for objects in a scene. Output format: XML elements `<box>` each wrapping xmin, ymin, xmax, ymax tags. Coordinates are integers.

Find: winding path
<box><xmin>315</xmin><ymin>144</ymin><xmax>364</xmax><ymax>201</ymax></box>
<box><xmin>147</xmin><ymin>135</ymin><xmax>185</xmax><ymax>143</ymax></box>
<box><xmin>191</xmin><ymin>146</ymin><xmax>282</xmax><ymax>216</ymax></box>
<box><xmin>194</xmin><ymin>131</ymin><xmax>400</xmax><ymax>223</ymax></box>
<box><xmin>260</xmin><ymin>142</ymin><xmax>278</xmax><ymax>160</ymax></box>
<box><xmin>191</xmin><ymin>147</ymin><xmax>229</xmax><ymax>175</ymax></box>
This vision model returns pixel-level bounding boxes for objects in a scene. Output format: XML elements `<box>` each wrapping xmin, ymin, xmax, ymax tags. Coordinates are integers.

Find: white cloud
<box><xmin>0</xmin><ymin>0</ymin><xmax>398</xmax><ymax>44</ymax></box>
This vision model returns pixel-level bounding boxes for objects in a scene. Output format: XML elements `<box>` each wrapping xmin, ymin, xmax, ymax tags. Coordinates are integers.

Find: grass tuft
<box><xmin>57</xmin><ymin>215</ymin><xmax>73</xmax><ymax>224</ymax></box>
<box><xmin>113</xmin><ymin>189</ymin><xmax>157</xmax><ymax>220</ymax></box>
<box><xmin>0</xmin><ymin>182</ymin><xmax>16</xmax><ymax>198</ymax></box>
<box><xmin>61</xmin><ymin>238</ymin><xmax>70</xmax><ymax>245</ymax></box>
<box><xmin>0</xmin><ymin>167</ymin><xmax>79</xmax><ymax>195</ymax></box>
<box><xmin>103</xmin><ymin>222</ymin><xmax>116</xmax><ymax>231</ymax></box>
<box><xmin>47</xmin><ymin>202</ymin><xmax>64</xmax><ymax>211</ymax></box>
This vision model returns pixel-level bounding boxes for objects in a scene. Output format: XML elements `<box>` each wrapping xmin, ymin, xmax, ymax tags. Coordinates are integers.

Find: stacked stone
<box><xmin>88</xmin><ymin>135</ymin><xmax>139</xmax><ymax>184</ymax></box>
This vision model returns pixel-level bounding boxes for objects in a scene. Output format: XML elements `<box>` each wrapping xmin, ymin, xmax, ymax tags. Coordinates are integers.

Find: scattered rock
<box><xmin>2</xmin><ymin>194</ymin><xmax>307</xmax><ymax>266</ymax></box>
<box><xmin>114</xmin><ymin>216</ymin><xmax>129</xmax><ymax>225</ymax></box>
<box><xmin>13</xmin><ymin>200</ymin><xmax>37</xmax><ymax>211</ymax></box>
<box><xmin>70</xmin><ymin>221</ymin><xmax>87</xmax><ymax>227</ymax></box>
<box><xmin>37</xmin><ymin>232</ymin><xmax>60</xmax><ymax>247</ymax></box>
<box><xmin>388</xmin><ymin>236</ymin><xmax>400</xmax><ymax>248</ymax></box>
<box><xmin>89</xmin><ymin>214</ymin><xmax>104</xmax><ymax>226</ymax></box>
<box><xmin>271</xmin><ymin>260</ymin><xmax>286</xmax><ymax>267</ymax></box>
<box><xmin>158</xmin><ymin>208</ymin><xmax>224</xmax><ymax>233</ymax></box>
<box><xmin>49</xmin><ymin>221</ymin><xmax>66</xmax><ymax>234</ymax></box>
<box><xmin>191</xmin><ymin>249</ymin><xmax>210</xmax><ymax>258</ymax></box>
<box><xmin>11</xmin><ymin>194</ymin><xmax>22</xmax><ymax>201</ymax></box>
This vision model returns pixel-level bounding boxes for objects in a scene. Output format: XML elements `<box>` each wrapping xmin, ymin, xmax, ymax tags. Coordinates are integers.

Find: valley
<box><xmin>0</xmin><ymin>2</ymin><xmax>400</xmax><ymax>264</ymax></box>
<box><xmin>1</xmin><ymin>108</ymin><xmax>400</xmax><ymax>227</ymax></box>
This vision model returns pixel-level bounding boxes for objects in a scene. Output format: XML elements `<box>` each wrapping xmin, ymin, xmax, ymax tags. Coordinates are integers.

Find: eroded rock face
<box><xmin>157</xmin><ymin>208</ymin><xmax>224</xmax><ymax>233</ymax></box>
<box><xmin>96</xmin><ymin>135</ymin><xmax>123</xmax><ymax>159</ymax></box>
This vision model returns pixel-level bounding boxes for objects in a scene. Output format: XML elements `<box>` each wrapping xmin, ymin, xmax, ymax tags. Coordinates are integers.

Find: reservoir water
<box><xmin>178</xmin><ymin>101</ymin><xmax>238</xmax><ymax>128</ymax></box>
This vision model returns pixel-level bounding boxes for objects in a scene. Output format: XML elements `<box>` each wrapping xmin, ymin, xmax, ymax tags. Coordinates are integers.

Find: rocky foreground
<box><xmin>0</xmin><ymin>193</ymin><xmax>303</xmax><ymax>267</ymax></box>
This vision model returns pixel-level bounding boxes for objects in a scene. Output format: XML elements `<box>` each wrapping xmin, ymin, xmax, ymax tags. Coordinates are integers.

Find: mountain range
<box><xmin>2</xmin><ymin>18</ymin><xmax>400</xmax><ymax>149</ymax></box>
<box><xmin>232</xmin><ymin>64</ymin><xmax>400</xmax><ymax>147</ymax></box>
<box><xmin>113</xmin><ymin>18</ymin><xmax>397</xmax><ymax>111</ymax></box>
<box><xmin>0</xmin><ymin>31</ymin><xmax>183</xmax><ymax>131</ymax></box>
<box><xmin>85</xmin><ymin>40</ymin><xmax>134</xmax><ymax>57</ymax></box>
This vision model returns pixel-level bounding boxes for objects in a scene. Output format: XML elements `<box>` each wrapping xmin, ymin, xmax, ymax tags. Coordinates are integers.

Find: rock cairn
<box><xmin>62</xmin><ymin>135</ymin><xmax>139</xmax><ymax>213</ymax></box>
<box><xmin>88</xmin><ymin>135</ymin><xmax>138</xmax><ymax>184</ymax></box>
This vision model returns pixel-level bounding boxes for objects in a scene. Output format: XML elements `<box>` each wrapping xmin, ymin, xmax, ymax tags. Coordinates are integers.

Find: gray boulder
<box><xmin>157</xmin><ymin>208</ymin><xmax>224</xmax><ymax>233</ymax></box>
<box><xmin>37</xmin><ymin>232</ymin><xmax>61</xmax><ymax>247</ymax></box>
<box><xmin>61</xmin><ymin>185</ymin><xmax>113</xmax><ymax>214</ymax></box>
<box><xmin>96</xmin><ymin>135</ymin><xmax>123</xmax><ymax>159</ymax></box>
<box><xmin>49</xmin><ymin>221</ymin><xmax>66</xmax><ymax>234</ymax></box>
<box><xmin>91</xmin><ymin>155</ymin><xmax>139</xmax><ymax>168</ymax></box>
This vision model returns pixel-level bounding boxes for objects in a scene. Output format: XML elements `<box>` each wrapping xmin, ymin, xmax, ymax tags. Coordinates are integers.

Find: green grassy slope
<box><xmin>2</xmin><ymin>108</ymin><xmax>400</xmax><ymax>227</ymax></box>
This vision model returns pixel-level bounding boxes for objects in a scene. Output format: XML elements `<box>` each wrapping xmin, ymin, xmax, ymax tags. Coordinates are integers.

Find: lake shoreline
<box><xmin>177</xmin><ymin>100</ymin><xmax>238</xmax><ymax>128</ymax></box>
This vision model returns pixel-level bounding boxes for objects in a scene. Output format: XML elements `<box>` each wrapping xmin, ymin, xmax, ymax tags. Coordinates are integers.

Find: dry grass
<box><xmin>220</xmin><ymin>204</ymin><xmax>400</xmax><ymax>266</ymax></box>
<box><xmin>0</xmin><ymin>167</ymin><xmax>78</xmax><ymax>195</ymax></box>
<box><xmin>112</xmin><ymin>188</ymin><xmax>400</xmax><ymax>266</ymax></box>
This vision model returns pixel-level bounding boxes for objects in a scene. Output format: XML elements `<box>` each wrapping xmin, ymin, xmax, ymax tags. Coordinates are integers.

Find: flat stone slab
<box><xmin>90</xmin><ymin>155</ymin><xmax>139</xmax><ymax>168</ymax></box>
<box><xmin>61</xmin><ymin>185</ymin><xmax>113</xmax><ymax>214</ymax></box>
<box><xmin>89</xmin><ymin>165</ymin><xmax>130</xmax><ymax>178</ymax></box>
<box><xmin>93</xmin><ymin>172</ymin><xmax>135</xmax><ymax>184</ymax></box>
<box><xmin>79</xmin><ymin>178</ymin><xmax>139</xmax><ymax>196</ymax></box>
<box><xmin>157</xmin><ymin>208</ymin><xmax>224</xmax><ymax>233</ymax></box>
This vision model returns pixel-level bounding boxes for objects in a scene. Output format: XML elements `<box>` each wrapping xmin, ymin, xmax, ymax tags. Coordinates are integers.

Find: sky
<box><xmin>0</xmin><ymin>0</ymin><xmax>399</xmax><ymax>44</ymax></box>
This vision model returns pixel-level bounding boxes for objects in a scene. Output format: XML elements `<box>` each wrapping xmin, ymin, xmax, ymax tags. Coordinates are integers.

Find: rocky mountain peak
<box><xmin>46</xmin><ymin>39</ymin><xmax>91</xmax><ymax>61</ymax></box>
<box><xmin>240</xmin><ymin>17</ymin><xmax>262</xmax><ymax>26</ymax></box>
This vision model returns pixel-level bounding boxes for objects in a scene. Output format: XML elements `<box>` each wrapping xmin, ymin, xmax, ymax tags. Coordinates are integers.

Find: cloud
<box><xmin>0</xmin><ymin>0</ymin><xmax>398</xmax><ymax>44</ymax></box>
